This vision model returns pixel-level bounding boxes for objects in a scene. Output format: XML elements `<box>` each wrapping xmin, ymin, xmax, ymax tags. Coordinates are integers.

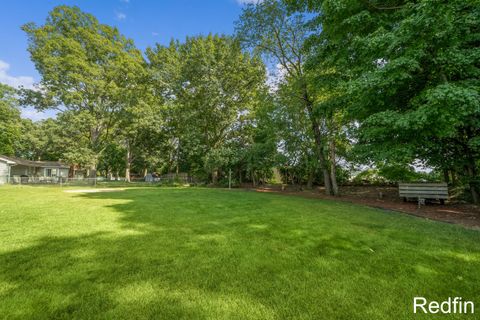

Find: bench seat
<box><xmin>398</xmin><ymin>183</ymin><xmax>448</xmax><ymax>204</ymax></box>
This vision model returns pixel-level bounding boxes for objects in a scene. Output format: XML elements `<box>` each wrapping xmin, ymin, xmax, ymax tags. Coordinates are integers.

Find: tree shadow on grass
<box><xmin>1</xmin><ymin>188</ymin><xmax>479</xmax><ymax>319</ymax></box>
<box><xmin>0</xmin><ymin>232</ymin><xmax>278</xmax><ymax>319</ymax></box>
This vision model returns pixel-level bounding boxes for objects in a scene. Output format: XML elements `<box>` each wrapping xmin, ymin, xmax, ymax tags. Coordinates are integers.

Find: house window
<box><xmin>46</xmin><ymin>168</ymin><xmax>52</xmax><ymax>177</ymax></box>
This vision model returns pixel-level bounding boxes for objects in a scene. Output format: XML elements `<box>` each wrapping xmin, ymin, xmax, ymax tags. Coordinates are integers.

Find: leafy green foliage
<box><xmin>147</xmin><ymin>35</ymin><xmax>267</xmax><ymax>181</ymax></box>
<box><xmin>9</xmin><ymin>2</ymin><xmax>479</xmax><ymax>200</ymax></box>
<box><xmin>0</xmin><ymin>84</ymin><xmax>21</xmax><ymax>156</ymax></box>
<box><xmin>15</xmin><ymin>118</ymin><xmax>64</xmax><ymax>161</ymax></box>
<box><xmin>22</xmin><ymin>6</ymin><xmax>146</xmax><ymax>174</ymax></box>
<box><xmin>289</xmin><ymin>0</ymin><xmax>480</xmax><ymax>201</ymax></box>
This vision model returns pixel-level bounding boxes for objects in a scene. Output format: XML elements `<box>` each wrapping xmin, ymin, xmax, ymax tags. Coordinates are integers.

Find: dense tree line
<box><xmin>285</xmin><ymin>0</ymin><xmax>480</xmax><ymax>201</ymax></box>
<box><xmin>0</xmin><ymin>2</ymin><xmax>478</xmax><ymax>202</ymax></box>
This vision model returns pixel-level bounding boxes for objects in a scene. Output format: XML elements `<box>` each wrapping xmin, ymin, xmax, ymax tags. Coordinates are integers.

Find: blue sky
<box><xmin>0</xmin><ymin>0</ymin><xmax>255</xmax><ymax>120</ymax></box>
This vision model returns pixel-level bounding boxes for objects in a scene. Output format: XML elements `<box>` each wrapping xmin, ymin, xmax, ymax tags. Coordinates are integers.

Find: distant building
<box><xmin>0</xmin><ymin>155</ymin><xmax>70</xmax><ymax>183</ymax></box>
<box><xmin>0</xmin><ymin>156</ymin><xmax>15</xmax><ymax>184</ymax></box>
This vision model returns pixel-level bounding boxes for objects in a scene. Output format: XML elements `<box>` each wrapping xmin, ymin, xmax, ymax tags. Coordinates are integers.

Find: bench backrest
<box><xmin>398</xmin><ymin>183</ymin><xmax>449</xmax><ymax>199</ymax></box>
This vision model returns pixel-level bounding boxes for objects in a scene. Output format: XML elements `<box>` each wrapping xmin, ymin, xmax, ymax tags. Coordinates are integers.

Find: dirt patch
<box><xmin>64</xmin><ymin>188</ymin><xmax>126</xmax><ymax>193</ymax></box>
<box><xmin>250</xmin><ymin>185</ymin><xmax>480</xmax><ymax>230</ymax></box>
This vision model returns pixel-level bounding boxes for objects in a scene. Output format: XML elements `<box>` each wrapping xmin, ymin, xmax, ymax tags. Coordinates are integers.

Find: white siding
<box><xmin>0</xmin><ymin>161</ymin><xmax>9</xmax><ymax>184</ymax></box>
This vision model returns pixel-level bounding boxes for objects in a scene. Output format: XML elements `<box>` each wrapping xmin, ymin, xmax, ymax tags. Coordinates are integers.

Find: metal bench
<box><xmin>398</xmin><ymin>183</ymin><xmax>448</xmax><ymax>206</ymax></box>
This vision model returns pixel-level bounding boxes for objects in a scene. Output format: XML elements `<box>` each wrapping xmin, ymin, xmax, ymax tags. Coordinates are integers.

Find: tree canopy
<box><xmin>22</xmin><ymin>5</ymin><xmax>147</xmax><ymax>176</ymax></box>
<box><xmin>0</xmin><ymin>84</ymin><xmax>22</xmax><ymax>156</ymax></box>
<box><xmin>1</xmin><ymin>2</ymin><xmax>478</xmax><ymax>202</ymax></box>
<box><xmin>287</xmin><ymin>0</ymin><xmax>480</xmax><ymax>202</ymax></box>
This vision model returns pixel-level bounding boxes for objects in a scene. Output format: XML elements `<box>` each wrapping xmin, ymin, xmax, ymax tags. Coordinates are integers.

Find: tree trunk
<box><xmin>125</xmin><ymin>141</ymin><xmax>131</xmax><ymax>183</ymax></box>
<box><xmin>451</xmin><ymin>171</ymin><xmax>457</xmax><ymax>185</ymax></box>
<box><xmin>330</xmin><ymin>165</ymin><xmax>338</xmax><ymax>195</ymax></box>
<box><xmin>469</xmin><ymin>180</ymin><xmax>479</xmax><ymax>204</ymax></box>
<box><xmin>329</xmin><ymin>139</ymin><xmax>339</xmax><ymax>195</ymax></box>
<box><xmin>311</xmin><ymin>120</ymin><xmax>333</xmax><ymax>195</ymax></box>
<box><xmin>89</xmin><ymin>126</ymin><xmax>101</xmax><ymax>179</ymax></box>
<box><xmin>125</xmin><ymin>166</ymin><xmax>131</xmax><ymax>182</ymax></box>
<box><xmin>307</xmin><ymin>170</ymin><xmax>314</xmax><ymax>189</ymax></box>
<box><xmin>466</xmin><ymin>161</ymin><xmax>479</xmax><ymax>204</ymax></box>
<box><xmin>89</xmin><ymin>164</ymin><xmax>97</xmax><ymax>179</ymax></box>
<box><xmin>443</xmin><ymin>169</ymin><xmax>450</xmax><ymax>184</ymax></box>
<box><xmin>143</xmin><ymin>168</ymin><xmax>148</xmax><ymax>177</ymax></box>
<box><xmin>303</xmin><ymin>88</ymin><xmax>334</xmax><ymax>195</ymax></box>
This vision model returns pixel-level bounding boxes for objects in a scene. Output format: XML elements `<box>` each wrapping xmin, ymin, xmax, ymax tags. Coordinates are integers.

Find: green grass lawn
<box><xmin>0</xmin><ymin>186</ymin><xmax>479</xmax><ymax>319</ymax></box>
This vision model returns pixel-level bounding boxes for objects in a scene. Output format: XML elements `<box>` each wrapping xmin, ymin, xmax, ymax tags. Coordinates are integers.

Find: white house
<box><xmin>0</xmin><ymin>155</ymin><xmax>70</xmax><ymax>183</ymax></box>
<box><xmin>0</xmin><ymin>156</ymin><xmax>15</xmax><ymax>184</ymax></box>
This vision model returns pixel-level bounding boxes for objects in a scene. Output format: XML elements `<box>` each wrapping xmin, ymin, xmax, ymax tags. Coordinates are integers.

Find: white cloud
<box><xmin>0</xmin><ymin>60</ymin><xmax>35</xmax><ymax>89</ymax></box>
<box><xmin>0</xmin><ymin>60</ymin><xmax>53</xmax><ymax>121</ymax></box>
<box><xmin>152</xmin><ymin>32</ymin><xmax>159</xmax><ymax>37</ymax></box>
<box><xmin>120</xmin><ymin>0</ymin><xmax>130</xmax><ymax>2</ymax></box>
<box><xmin>115</xmin><ymin>11</ymin><xmax>127</xmax><ymax>21</ymax></box>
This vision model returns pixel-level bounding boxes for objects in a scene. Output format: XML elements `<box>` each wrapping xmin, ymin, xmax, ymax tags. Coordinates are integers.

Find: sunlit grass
<box><xmin>0</xmin><ymin>185</ymin><xmax>478</xmax><ymax>319</ymax></box>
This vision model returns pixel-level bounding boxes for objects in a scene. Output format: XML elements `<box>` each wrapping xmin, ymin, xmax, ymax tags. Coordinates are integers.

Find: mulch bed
<box><xmin>249</xmin><ymin>185</ymin><xmax>480</xmax><ymax>230</ymax></box>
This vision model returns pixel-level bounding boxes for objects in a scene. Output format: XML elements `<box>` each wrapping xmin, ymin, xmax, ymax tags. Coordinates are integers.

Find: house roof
<box><xmin>0</xmin><ymin>155</ymin><xmax>70</xmax><ymax>168</ymax></box>
<box><xmin>0</xmin><ymin>157</ymin><xmax>16</xmax><ymax>165</ymax></box>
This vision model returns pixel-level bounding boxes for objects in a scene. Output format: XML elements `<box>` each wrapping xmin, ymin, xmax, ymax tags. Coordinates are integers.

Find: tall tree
<box><xmin>275</xmin><ymin>80</ymin><xmax>319</xmax><ymax>188</ymax></box>
<box><xmin>289</xmin><ymin>0</ymin><xmax>480</xmax><ymax>202</ymax></box>
<box><xmin>22</xmin><ymin>5</ymin><xmax>146</xmax><ymax>177</ymax></box>
<box><xmin>117</xmin><ymin>94</ymin><xmax>164</xmax><ymax>182</ymax></box>
<box><xmin>235</xmin><ymin>0</ymin><xmax>339</xmax><ymax>195</ymax></box>
<box><xmin>147</xmin><ymin>35</ymin><xmax>267</xmax><ymax>182</ymax></box>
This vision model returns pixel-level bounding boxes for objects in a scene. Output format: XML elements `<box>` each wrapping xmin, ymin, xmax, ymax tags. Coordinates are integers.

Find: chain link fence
<box><xmin>0</xmin><ymin>174</ymin><xmax>196</xmax><ymax>186</ymax></box>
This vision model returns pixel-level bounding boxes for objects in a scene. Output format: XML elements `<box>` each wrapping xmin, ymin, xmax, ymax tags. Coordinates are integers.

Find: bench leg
<box><xmin>418</xmin><ymin>198</ymin><xmax>425</xmax><ymax>208</ymax></box>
